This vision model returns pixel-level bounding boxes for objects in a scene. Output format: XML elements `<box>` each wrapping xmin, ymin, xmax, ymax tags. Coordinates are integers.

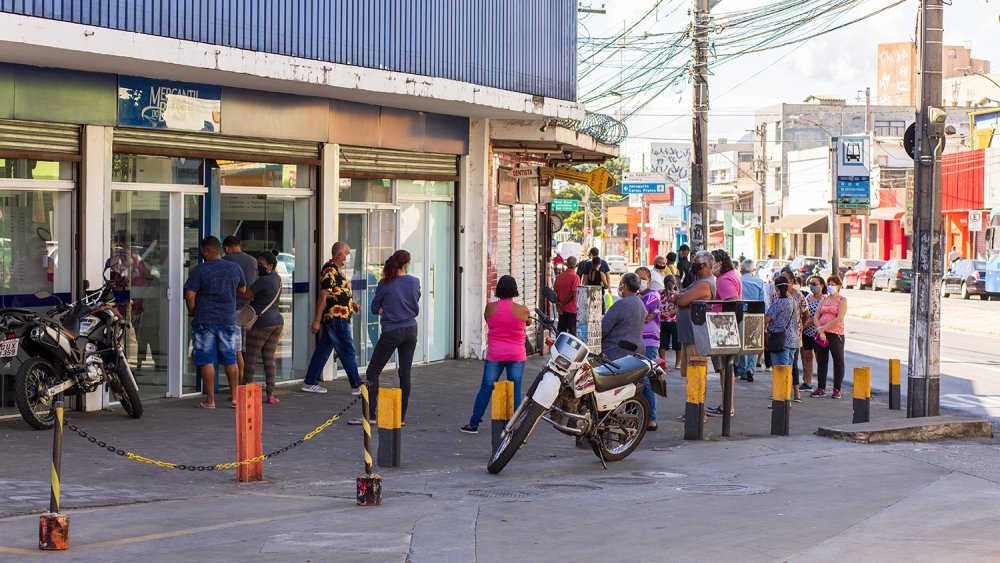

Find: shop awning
<box><xmin>768</xmin><ymin>214</ymin><xmax>828</xmax><ymax>234</ymax></box>
<box><xmin>870</xmin><ymin>207</ymin><xmax>905</xmax><ymax>221</ymax></box>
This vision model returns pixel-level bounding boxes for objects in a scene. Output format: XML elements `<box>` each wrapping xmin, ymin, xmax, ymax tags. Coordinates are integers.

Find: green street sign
<box><xmin>551</xmin><ymin>199</ymin><xmax>580</xmax><ymax>212</ymax></box>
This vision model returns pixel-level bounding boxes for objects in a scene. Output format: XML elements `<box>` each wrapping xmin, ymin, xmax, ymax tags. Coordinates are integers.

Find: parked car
<box><xmin>789</xmin><ymin>255</ymin><xmax>825</xmax><ymax>277</ymax></box>
<box><xmin>843</xmin><ymin>259</ymin><xmax>885</xmax><ymax>289</ymax></box>
<box><xmin>274</xmin><ymin>252</ymin><xmax>295</xmax><ymax>311</ymax></box>
<box><xmin>605</xmin><ymin>255</ymin><xmax>628</xmax><ymax>275</ymax></box>
<box><xmin>941</xmin><ymin>259</ymin><xmax>992</xmax><ymax>300</ymax></box>
<box><xmin>817</xmin><ymin>259</ymin><xmax>858</xmax><ymax>282</ymax></box>
<box><xmin>758</xmin><ymin>259</ymin><xmax>789</xmax><ymax>283</ymax></box>
<box><xmin>872</xmin><ymin>260</ymin><xmax>913</xmax><ymax>292</ymax></box>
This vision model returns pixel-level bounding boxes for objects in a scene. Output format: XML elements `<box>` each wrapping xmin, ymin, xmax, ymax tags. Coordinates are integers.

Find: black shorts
<box><xmin>801</xmin><ymin>334</ymin><xmax>816</xmax><ymax>351</ymax></box>
<box><xmin>659</xmin><ymin>322</ymin><xmax>681</xmax><ymax>351</ymax></box>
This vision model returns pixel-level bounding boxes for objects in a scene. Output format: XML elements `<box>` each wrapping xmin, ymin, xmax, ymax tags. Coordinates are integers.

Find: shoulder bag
<box><xmin>765</xmin><ymin>299</ymin><xmax>793</xmax><ymax>353</ymax></box>
<box><xmin>236</xmin><ymin>285</ymin><xmax>282</xmax><ymax>331</ymax></box>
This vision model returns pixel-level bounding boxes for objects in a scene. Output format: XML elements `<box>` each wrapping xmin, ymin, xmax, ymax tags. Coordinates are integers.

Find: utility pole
<box><xmin>861</xmin><ymin>87</ymin><xmax>871</xmax><ymax>259</ymax></box>
<box><xmin>690</xmin><ymin>0</ymin><xmax>712</xmax><ymax>252</ymax></box>
<box><xmin>908</xmin><ymin>0</ymin><xmax>945</xmax><ymax>418</ymax></box>
<box><xmin>757</xmin><ymin>122</ymin><xmax>768</xmax><ymax>260</ymax></box>
<box><xmin>829</xmin><ymin>139</ymin><xmax>840</xmax><ymax>274</ymax></box>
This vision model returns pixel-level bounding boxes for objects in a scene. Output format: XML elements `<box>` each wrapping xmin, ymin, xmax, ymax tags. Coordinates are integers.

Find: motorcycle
<box><xmin>487</xmin><ymin>287</ymin><xmax>667</xmax><ymax>474</ymax></box>
<box><xmin>0</xmin><ymin>269</ymin><xmax>142</xmax><ymax>429</ymax></box>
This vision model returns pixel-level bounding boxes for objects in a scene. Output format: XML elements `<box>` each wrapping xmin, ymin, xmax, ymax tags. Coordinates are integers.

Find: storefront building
<box><xmin>0</xmin><ymin>3</ymin><xmax>592</xmax><ymax>416</ymax></box>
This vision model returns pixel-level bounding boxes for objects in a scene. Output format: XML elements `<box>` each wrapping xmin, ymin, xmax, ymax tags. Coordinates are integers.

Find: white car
<box><xmin>605</xmin><ymin>255</ymin><xmax>628</xmax><ymax>275</ymax></box>
<box><xmin>274</xmin><ymin>252</ymin><xmax>295</xmax><ymax>311</ymax></box>
<box><xmin>758</xmin><ymin>259</ymin><xmax>789</xmax><ymax>283</ymax></box>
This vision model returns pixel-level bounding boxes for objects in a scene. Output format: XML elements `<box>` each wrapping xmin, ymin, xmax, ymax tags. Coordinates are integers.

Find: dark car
<box><xmin>844</xmin><ymin>259</ymin><xmax>886</xmax><ymax>289</ymax></box>
<box><xmin>941</xmin><ymin>260</ymin><xmax>992</xmax><ymax>300</ymax></box>
<box><xmin>872</xmin><ymin>260</ymin><xmax>913</xmax><ymax>292</ymax></box>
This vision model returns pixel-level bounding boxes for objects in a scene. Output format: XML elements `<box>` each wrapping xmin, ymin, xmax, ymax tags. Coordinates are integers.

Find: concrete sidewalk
<box><xmin>1</xmin><ymin>358</ymin><xmax>997</xmax><ymax>561</ymax></box>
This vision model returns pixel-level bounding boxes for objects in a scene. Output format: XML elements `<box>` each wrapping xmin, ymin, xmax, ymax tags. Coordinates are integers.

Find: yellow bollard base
<box><xmin>356</xmin><ymin>474</ymin><xmax>383</xmax><ymax>506</ymax></box>
<box><xmin>39</xmin><ymin>513</ymin><xmax>69</xmax><ymax>551</ymax></box>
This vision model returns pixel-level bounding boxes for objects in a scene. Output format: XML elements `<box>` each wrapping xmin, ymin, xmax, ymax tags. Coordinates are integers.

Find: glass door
<box><xmin>399</xmin><ymin>200</ymin><xmax>454</xmax><ymax>363</ymax></box>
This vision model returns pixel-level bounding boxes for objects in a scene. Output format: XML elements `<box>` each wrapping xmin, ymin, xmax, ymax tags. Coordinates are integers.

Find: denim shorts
<box><xmin>192</xmin><ymin>324</ymin><xmax>238</xmax><ymax>367</ymax></box>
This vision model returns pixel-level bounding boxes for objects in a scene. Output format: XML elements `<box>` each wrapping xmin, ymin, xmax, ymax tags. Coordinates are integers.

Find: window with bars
<box><xmin>874</xmin><ymin>120</ymin><xmax>906</xmax><ymax>137</ymax></box>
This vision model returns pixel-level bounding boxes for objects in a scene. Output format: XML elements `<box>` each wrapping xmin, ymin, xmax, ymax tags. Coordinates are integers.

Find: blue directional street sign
<box><xmin>622</xmin><ymin>182</ymin><xmax>666</xmax><ymax>194</ymax></box>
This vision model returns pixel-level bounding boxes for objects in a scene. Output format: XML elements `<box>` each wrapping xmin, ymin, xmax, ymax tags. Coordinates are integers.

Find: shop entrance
<box><xmin>399</xmin><ymin>199</ymin><xmax>455</xmax><ymax>363</ymax></box>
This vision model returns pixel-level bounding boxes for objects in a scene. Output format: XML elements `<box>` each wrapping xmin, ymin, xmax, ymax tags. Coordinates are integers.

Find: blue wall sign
<box><xmin>118</xmin><ymin>75</ymin><xmax>221</xmax><ymax>132</ymax></box>
<box><xmin>622</xmin><ymin>182</ymin><xmax>667</xmax><ymax>195</ymax></box>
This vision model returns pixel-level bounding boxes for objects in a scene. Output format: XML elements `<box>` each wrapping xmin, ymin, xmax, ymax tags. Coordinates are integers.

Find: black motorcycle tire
<box><xmin>487</xmin><ymin>399</ymin><xmax>547</xmax><ymax>475</ymax></box>
<box><xmin>110</xmin><ymin>356</ymin><xmax>143</xmax><ymax>419</ymax></box>
<box><xmin>590</xmin><ymin>392</ymin><xmax>650</xmax><ymax>462</ymax></box>
<box><xmin>14</xmin><ymin>357</ymin><xmax>60</xmax><ymax>430</ymax></box>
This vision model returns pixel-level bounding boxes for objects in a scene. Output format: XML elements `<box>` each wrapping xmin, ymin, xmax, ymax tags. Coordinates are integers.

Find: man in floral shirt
<box><xmin>301</xmin><ymin>241</ymin><xmax>363</xmax><ymax>394</ymax></box>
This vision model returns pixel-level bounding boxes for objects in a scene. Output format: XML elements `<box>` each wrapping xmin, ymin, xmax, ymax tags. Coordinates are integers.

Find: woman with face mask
<box><xmin>241</xmin><ymin>251</ymin><xmax>284</xmax><ymax>404</ymax></box>
<box><xmin>799</xmin><ymin>275</ymin><xmax>827</xmax><ymax>396</ymax></box>
<box><xmin>635</xmin><ymin>267</ymin><xmax>661</xmax><ymax>429</ymax></box>
<box><xmin>810</xmin><ymin>275</ymin><xmax>848</xmax><ymax>399</ymax></box>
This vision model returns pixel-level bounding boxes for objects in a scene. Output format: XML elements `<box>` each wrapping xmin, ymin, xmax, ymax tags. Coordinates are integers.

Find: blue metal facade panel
<box><xmin>0</xmin><ymin>0</ymin><xmax>576</xmax><ymax>100</ymax></box>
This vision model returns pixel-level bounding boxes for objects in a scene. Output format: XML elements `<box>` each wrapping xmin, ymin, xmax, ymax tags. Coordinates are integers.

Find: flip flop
<box><xmin>197</xmin><ymin>401</ymin><xmax>216</xmax><ymax>409</ymax></box>
<box><xmin>229</xmin><ymin>403</ymin><xmax>237</xmax><ymax>409</ymax></box>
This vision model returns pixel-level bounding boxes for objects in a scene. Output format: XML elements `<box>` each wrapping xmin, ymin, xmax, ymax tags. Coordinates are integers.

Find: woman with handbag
<box><xmin>799</xmin><ymin>275</ymin><xmax>826</xmax><ymax>393</ymax></box>
<box><xmin>811</xmin><ymin>275</ymin><xmax>849</xmax><ymax>399</ymax></box>
<box><xmin>240</xmin><ymin>251</ymin><xmax>284</xmax><ymax>404</ymax></box>
<box><xmin>765</xmin><ymin>276</ymin><xmax>803</xmax><ymax>402</ymax></box>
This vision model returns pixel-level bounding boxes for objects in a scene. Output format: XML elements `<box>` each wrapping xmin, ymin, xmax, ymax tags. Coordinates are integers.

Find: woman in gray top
<box><xmin>241</xmin><ymin>251</ymin><xmax>284</xmax><ymax>404</ymax></box>
<box><xmin>672</xmin><ymin>250</ymin><xmax>717</xmax><ymax>380</ymax></box>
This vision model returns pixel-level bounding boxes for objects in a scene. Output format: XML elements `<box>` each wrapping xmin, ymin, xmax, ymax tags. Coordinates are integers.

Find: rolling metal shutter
<box><xmin>0</xmin><ymin>119</ymin><xmax>81</xmax><ymax>161</ymax></box>
<box><xmin>496</xmin><ymin>206</ymin><xmax>512</xmax><ymax>278</ymax></box>
<box><xmin>340</xmin><ymin>146</ymin><xmax>459</xmax><ymax>179</ymax></box>
<box><xmin>518</xmin><ymin>204</ymin><xmax>539</xmax><ymax>349</ymax></box>
<box><xmin>113</xmin><ymin>128</ymin><xmax>321</xmax><ymax>164</ymax></box>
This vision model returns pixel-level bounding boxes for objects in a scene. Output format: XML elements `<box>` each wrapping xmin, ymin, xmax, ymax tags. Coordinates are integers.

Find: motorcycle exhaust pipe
<box><xmin>542</xmin><ymin>414</ymin><xmax>585</xmax><ymax>436</ymax></box>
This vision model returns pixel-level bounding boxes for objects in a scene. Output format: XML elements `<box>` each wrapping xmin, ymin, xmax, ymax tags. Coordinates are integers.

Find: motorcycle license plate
<box><xmin>0</xmin><ymin>339</ymin><xmax>18</xmax><ymax>358</ymax></box>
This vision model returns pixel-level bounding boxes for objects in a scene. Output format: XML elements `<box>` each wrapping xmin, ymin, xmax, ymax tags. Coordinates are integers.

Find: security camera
<box><xmin>928</xmin><ymin>107</ymin><xmax>948</xmax><ymax>124</ymax></box>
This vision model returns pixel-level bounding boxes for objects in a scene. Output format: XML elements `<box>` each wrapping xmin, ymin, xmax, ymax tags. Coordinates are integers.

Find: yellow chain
<box><xmin>117</xmin><ymin>411</ymin><xmax>346</xmax><ymax>470</ymax></box>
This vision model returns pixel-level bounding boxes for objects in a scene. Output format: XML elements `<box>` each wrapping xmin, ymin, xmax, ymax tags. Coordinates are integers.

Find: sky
<box><xmin>578</xmin><ymin>0</ymin><xmax>1000</xmax><ymax>170</ymax></box>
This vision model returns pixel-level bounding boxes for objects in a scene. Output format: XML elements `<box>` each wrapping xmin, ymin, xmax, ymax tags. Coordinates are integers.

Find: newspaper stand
<box><xmin>690</xmin><ymin>299</ymin><xmax>766</xmax><ymax>437</ymax></box>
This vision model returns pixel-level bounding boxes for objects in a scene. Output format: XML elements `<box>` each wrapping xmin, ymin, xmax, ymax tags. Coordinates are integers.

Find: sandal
<box><xmin>196</xmin><ymin>401</ymin><xmax>216</xmax><ymax>409</ymax></box>
<box><xmin>647</xmin><ymin>422</ymin><xmax>658</xmax><ymax>431</ymax></box>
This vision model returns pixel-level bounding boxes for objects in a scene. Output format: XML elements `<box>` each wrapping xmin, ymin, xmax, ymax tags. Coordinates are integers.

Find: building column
<box><xmin>80</xmin><ymin>125</ymin><xmax>112</xmax><ymax>411</ymax></box>
<box><xmin>458</xmin><ymin>118</ymin><xmax>490</xmax><ymax>358</ymax></box>
<box><xmin>317</xmin><ymin>143</ymin><xmax>340</xmax><ymax>381</ymax></box>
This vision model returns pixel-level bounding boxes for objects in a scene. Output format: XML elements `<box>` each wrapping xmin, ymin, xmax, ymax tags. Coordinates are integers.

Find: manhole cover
<box><xmin>677</xmin><ymin>483</ymin><xmax>770</xmax><ymax>496</ymax></box>
<box><xmin>532</xmin><ymin>483</ymin><xmax>603</xmax><ymax>493</ymax></box>
<box><xmin>589</xmin><ymin>477</ymin><xmax>656</xmax><ymax>486</ymax></box>
<box><xmin>634</xmin><ymin>471</ymin><xmax>688</xmax><ymax>479</ymax></box>
<box><xmin>466</xmin><ymin>489</ymin><xmax>537</xmax><ymax>499</ymax></box>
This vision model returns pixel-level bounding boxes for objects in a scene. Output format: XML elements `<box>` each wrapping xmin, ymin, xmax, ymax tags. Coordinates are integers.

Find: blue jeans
<box><xmin>468</xmin><ymin>360</ymin><xmax>525</xmax><ymax>429</ymax></box>
<box><xmin>192</xmin><ymin>324</ymin><xmax>237</xmax><ymax>367</ymax></box>
<box><xmin>736</xmin><ymin>354</ymin><xmax>756</xmax><ymax>377</ymax></box>
<box><xmin>643</xmin><ymin>345</ymin><xmax>658</xmax><ymax>421</ymax></box>
<box><xmin>770</xmin><ymin>347</ymin><xmax>796</xmax><ymax>367</ymax></box>
<box><xmin>303</xmin><ymin>319</ymin><xmax>362</xmax><ymax>387</ymax></box>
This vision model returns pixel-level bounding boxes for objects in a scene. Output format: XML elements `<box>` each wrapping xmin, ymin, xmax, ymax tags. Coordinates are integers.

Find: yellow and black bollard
<box><xmin>888</xmin><ymin>358</ymin><xmax>901</xmax><ymax>410</ymax></box>
<box><xmin>356</xmin><ymin>384</ymin><xmax>382</xmax><ymax>506</ymax></box>
<box><xmin>491</xmin><ymin>380</ymin><xmax>514</xmax><ymax>453</ymax></box>
<box><xmin>770</xmin><ymin>365</ymin><xmax>792</xmax><ymax>436</ymax></box>
<box><xmin>853</xmin><ymin>366</ymin><xmax>871</xmax><ymax>424</ymax></box>
<box><xmin>39</xmin><ymin>401</ymin><xmax>69</xmax><ymax>551</ymax></box>
<box><xmin>377</xmin><ymin>387</ymin><xmax>402</xmax><ymax>468</ymax></box>
<box><xmin>683</xmin><ymin>360</ymin><xmax>707</xmax><ymax>440</ymax></box>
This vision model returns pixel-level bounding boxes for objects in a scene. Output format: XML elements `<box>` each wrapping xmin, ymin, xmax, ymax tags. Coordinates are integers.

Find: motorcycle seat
<box><xmin>592</xmin><ymin>355</ymin><xmax>651</xmax><ymax>393</ymax></box>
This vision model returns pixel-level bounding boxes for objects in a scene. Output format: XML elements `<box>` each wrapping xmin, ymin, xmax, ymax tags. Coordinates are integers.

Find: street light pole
<box><xmin>829</xmin><ymin>138</ymin><xmax>840</xmax><ymax>274</ymax></box>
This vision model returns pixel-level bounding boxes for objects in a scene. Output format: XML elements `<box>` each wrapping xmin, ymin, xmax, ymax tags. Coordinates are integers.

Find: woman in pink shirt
<box><xmin>810</xmin><ymin>275</ymin><xmax>848</xmax><ymax>399</ymax></box>
<box><xmin>461</xmin><ymin>275</ymin><xmax>531</xmax><ymax>434</ymax></box>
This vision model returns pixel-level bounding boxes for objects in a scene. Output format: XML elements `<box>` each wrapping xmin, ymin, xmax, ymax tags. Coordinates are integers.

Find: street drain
<box><xmin>677</xmin><ymin>483</ymin><xmax>770</xmax><ymax>496</ymax></box>
<box><xmin>466</xmin><ymin>489</ymin><xmax>537</xmax><ymax>499</ymax></box>
<box><xmin>589</xmin><ymin>477</ymin><xmax>656</xmax><ymax>486</ymax></box>
<box><xmin>532</xmin><ymin>483</ymin><xmax>603</xmax><ymax>493</ymax></box>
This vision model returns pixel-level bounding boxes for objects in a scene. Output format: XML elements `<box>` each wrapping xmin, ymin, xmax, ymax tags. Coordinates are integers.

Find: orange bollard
<box><xmin>236</xmin><ymin>384</ymin><xmax>263</xmax><ymax>482</ymax></box>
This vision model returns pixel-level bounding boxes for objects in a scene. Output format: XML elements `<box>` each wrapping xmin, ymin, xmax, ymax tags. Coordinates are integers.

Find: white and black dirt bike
<box><xmin>0</xmin><ymin>272</ymin><xmax>142</xmax><ymax>429</ymax></box>
<box><xmin>487</xmin><ymin>287</ymin><xmax>668</xmax><ymax>474</ymax></box>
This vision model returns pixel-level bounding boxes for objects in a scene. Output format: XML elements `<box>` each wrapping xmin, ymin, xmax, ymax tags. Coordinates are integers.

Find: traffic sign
<box><xmin>551</xmin><ymin>199</ymin><xmax>579</xmax><ymax>212</ymax></box>
<box><xmin>836</xmin><ymin>136</ymin><xmax>871</xmax><ymax>213</ymax></box>
<box><xmin>969</xmin><ymin>210</ymin><xmax>983</xmax><ymax>232</ymax></box>
<box><xmin>622</xmin><ymin>172</ymin><xmax>667</xmax><ymax>195</ymax></box>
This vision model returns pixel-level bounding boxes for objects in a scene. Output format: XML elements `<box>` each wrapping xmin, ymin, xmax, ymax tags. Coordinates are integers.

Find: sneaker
<box><xmin>351</xmin><ymin>387</ymin><xmax>362</xmax><ymax>396</ymax></box>
<box><xmin>799</xmin><ymin>383</ymin><xmax>814</xmax><ymax>391</ymax></box>
<box><xmin>265</xmin><ymin>396</ymin><xmax>280</xmax><ymax>404</ymax></box>
<box><xmin>300</xmin><ymin>384</ymin><xmax>328</xmax><ymax>394</ymax></box>
<box><xmin>810</xmin><ymin>388</ymin><xmax>826</xmax><ymax>397</ymax></box>
<box><xmin>831</xmin><ymin>389</ymin><xmax>842</xmax><ymax>399</ymax></box>
<box><xmin>706</xmin><ymin>406</ymin><xmax>734</xmax><ymax>417</ymax></box>
<box><xmin>793</xmin><ymin>397</ymin><xmax>803</xmax><ymax>403</ymax></box>
<box><xmin>459</xmin><ymin>425</ymin><xmax>479</xmax><ymax>434</ymax></box>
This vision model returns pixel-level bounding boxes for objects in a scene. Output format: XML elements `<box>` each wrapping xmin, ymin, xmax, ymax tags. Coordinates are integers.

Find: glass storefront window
<box><xmin>0</xmin><ymin>159</ymin><xmax>74</xmax><ymax>180</ymax></box>
<box><xmin>218</xmin><ymin>162</ymin><xmax>312</xmax><ymax>189</ymax></box>
<box><xmin>340</xmin><ymin>178</ymin><xmax>391</xmax><ymax>203</ymax></box>
<box><xmin>112</xmin><ymin>154</ymin><xmax>204</xmax><ymax>185</ymax></box>
<box><xmin>397</xmin><ymin>179</ymin><xmax>454</xmax><ymax>197</ymax></box>
<box><xmin>0</xmin><ymin>189</ymin><xmax>73</xmax><ymax>416</ymax></box>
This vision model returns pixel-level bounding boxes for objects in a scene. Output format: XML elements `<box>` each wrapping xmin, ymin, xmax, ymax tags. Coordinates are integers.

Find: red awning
<box><xmin>870</xmin><ymin>207</ymin><xmax>904</xmax><ymax>221</ymax></box>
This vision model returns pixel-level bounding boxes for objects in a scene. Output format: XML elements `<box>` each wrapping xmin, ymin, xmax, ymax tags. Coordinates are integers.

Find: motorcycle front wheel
<box><xmin>14</xmin><ymin>357</ymin><xmax>60</xmax><ymax>430</ymax></box>
<box><xmin>487</xmin><ymin>399</ymin><xmax>547</xmax><ymax>474</ymax></box>
<box><xmin>590</xmin><ymin>393</ymin><xmax>650</xmax><ymax>462</ymax></box>
<box><xmin>109</xmin><ymin>355</ymin><xmax>143</xmax><ymax>419</ymax></box>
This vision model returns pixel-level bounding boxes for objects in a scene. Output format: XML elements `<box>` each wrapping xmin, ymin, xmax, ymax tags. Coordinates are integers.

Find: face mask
<box><xmin>639</xmin><ymin>279</ymin><xmax>649</xmax><ymax>291</ymax></box>
<box><xmin>827</xmin><ymin>285</ymin><xmax>838</xmax><ymax>294</ymax></box>
<box><xmin>257</xmin><ymin>265</ymin><xmax>268</xmax><ymax>276</ymax></box>
<box><xmin>654</xmin><ymin>264</ymin><xmax>665</xmax><ymax>270</ymax></box>
<box><xmin>343</xmin><ymin>253</ymin><xmax>352</xmax><ymax>265</ymax></box>
<box><xmin>809</xmin><ymin>285</ymin><xmax>821</xmax><ymax>294</ymax></box>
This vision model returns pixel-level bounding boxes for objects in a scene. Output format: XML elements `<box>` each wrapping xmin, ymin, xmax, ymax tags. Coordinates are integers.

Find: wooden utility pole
<box><xmin>690</xmin><ymin>0</ymin><xmax>712</xmax><ymax>252</ymax></box>
<box><xmin>907</xmin><ymin>0</ymin><xmax>945</xmax><ymax>418</ymax></box>
<box><xmin>757</xmin><ymin>122</ymin><xmax>767</xmax><ymax>260</ymax></box>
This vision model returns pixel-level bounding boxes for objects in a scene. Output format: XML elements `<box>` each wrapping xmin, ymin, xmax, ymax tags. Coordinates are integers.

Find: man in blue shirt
<box><xmin>737</xmin><ymin>258</ymin><xmax>769</xmax><ymax>382</ymax></box>
<box><xmin>184</xmin><ymin>236</ymin><xmax>247</xmax><ymax>409</ymax></box>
